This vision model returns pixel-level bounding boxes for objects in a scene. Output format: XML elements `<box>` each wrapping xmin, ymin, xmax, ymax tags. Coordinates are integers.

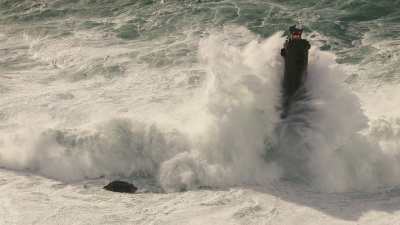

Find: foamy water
<box><xmin>1</xmin><ymin>1</ymin><xmax>400</xmax><ymax>224</ymax></box>
<box><xmin>0</xmin><ymin>25</ymin><xmax>398</xmax><ymax>194</ymax></box>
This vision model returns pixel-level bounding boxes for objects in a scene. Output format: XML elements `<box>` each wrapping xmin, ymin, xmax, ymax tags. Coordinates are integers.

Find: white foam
<box><xmin>1</xmin><ymin>26</ymin><xmax>399</xmax><ymax>193</ymax></box>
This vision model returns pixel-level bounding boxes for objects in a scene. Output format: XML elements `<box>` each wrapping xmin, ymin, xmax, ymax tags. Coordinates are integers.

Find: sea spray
<box><xmin>1</xmin><ymin>26</ymin><xmax>400</xmax><ymax>193</ymax></box>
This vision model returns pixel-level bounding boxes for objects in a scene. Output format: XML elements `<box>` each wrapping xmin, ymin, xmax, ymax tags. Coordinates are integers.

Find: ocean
<box><xmin>0</xmin><ymin>0</ymin><xmax>399</xmax><ymax>224</ymax></box>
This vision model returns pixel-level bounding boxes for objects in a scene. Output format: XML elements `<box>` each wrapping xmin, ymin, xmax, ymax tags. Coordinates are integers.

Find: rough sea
<box><xmin>0</xmin><ymin>0</ymin><xmax>400</xmax><ymax>224</ymax></box>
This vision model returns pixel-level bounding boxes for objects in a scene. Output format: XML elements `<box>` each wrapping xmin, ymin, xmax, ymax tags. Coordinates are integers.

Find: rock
<box><xmin>103</xmin><ymin>181</ymin><xmax>138</xmax><ymax>193</ymax></box>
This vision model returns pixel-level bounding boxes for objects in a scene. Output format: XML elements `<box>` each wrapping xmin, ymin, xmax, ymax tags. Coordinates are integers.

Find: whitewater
<box><xmin>0</xmin><ymin>0</ymin><xmax>400</xmax><ymax>224</ymax></box>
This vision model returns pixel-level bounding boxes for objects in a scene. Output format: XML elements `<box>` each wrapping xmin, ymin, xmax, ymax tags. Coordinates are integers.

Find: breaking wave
<box><xmin>0</xmin><ymin>26</ymin><xmax>399</xmax><ymax>193</ymax></box>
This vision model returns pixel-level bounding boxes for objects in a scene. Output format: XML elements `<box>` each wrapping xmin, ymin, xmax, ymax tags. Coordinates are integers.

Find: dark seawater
<box><xmin>1</xmin><ymin>0</ymin><xmax>399</xmax><ymax>81</ymax></box>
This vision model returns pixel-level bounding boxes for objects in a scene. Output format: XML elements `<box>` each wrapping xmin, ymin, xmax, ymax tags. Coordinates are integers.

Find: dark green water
<box><xmin>1</xmin><ymin>0</ymin><xmax>399</xmax><ymax>82</ymax></box>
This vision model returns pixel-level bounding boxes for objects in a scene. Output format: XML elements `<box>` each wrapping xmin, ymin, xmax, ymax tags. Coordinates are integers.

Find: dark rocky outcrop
<box><xmin>103</xmin><ymin>180</ymin><xmax>138</xmax><ymax>193</ymax></box>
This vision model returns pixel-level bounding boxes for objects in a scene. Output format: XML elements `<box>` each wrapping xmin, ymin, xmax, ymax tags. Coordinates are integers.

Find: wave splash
<box><xmin>1</xmin><ymin>27</ymin><xmax>399</xmax><ymax>193</ymax></box>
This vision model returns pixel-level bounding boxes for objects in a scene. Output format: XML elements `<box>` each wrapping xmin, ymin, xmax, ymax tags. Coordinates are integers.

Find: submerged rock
<box><xmin>104</xmin><ymin>181</ymin><xmax>138</xmax><ymax>193</ymax></box>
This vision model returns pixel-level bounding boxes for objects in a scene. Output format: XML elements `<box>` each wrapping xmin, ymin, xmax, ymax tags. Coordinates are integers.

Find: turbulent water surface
<box><xmin>0</xmin><ymin>0</ymin><xmax>400</xmax><ymax>224</ymax></box>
